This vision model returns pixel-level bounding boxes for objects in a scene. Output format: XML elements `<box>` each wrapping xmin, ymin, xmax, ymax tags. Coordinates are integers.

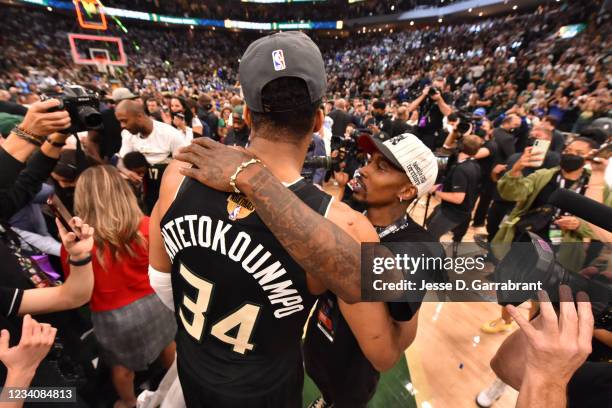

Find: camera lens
<box><xmin>78</xmin><ymin>106</ymin><xmax>103</xmax><ymax>129</ymax></box>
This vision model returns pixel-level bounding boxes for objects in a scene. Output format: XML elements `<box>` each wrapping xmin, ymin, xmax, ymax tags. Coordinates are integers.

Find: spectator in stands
<box><xmin>540</xmin><ymin>115</ymin><xmax>566</xmax><ymax>154</ymax></box>
<box><xmin>223</xmin><ymin>106</ymin><xmax>250</xmax><ymax>147</ymax></box>
<box><xmin>63</xmin><ymin>165</ymin><xmax>176</xmax><ymax>408</ymax></box>
<box><xmin>197</xmin><ymin>94</ymin><xmax>219</xmax><ymax>140</ymax></box>
<box><xmin>169</xmin><ymin>97</ymin><xmax>204</xmax><ymax>137</ymax></box>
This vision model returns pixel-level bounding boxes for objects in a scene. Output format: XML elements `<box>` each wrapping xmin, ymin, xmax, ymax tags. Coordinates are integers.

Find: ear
<box><xmin>398</xmin><ymin>183</ymin><xmax>417</xmax><ymax>203</ymax></box>
<box><xmin>313</xmin><ymin>108</ymin><xmax>324</xmax><ymax>134</ymax></box>
<box><xmin>244</xmin><ymin>105</ymin><xmax>253</xmax><ymax>128</ymax></box>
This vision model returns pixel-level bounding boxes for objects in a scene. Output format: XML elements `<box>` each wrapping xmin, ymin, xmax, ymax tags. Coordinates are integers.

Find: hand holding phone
<box><xmin>47</xmin><ymin>195</ymin><xmax>79</xmax><ymax>241</ymax></box>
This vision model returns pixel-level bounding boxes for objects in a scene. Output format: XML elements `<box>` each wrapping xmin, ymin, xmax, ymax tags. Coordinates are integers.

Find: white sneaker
<box><xmin>308</xmin><ymin>396</ymin><xmax>333</xmax><ymax>408</ymax></box>
<box><xmin>476</xmin><ymin>378</ymin><xmax>507</xmax><ymax>407</ymax></box>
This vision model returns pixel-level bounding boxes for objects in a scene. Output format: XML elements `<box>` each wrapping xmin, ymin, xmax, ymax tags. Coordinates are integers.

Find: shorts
<box><xmin>177</xmin><ymin>357</ymin><xmax>303</xmax><ymax>408</ymax></box>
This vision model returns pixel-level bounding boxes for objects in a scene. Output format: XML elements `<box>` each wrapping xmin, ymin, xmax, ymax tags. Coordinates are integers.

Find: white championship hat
<box><xmin>358</xmin><ymin>133</ymin><xmax>438</xmax><ymax>198</ymax></box>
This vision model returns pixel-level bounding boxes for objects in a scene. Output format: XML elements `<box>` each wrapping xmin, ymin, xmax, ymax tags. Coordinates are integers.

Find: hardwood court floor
<box><xmin>407</xmin><ymin>194</ymin><xmax>520</xmax><ymax>408</ymax></box>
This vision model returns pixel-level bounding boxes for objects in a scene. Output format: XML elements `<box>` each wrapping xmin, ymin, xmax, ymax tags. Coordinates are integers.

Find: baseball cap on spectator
<box><xmin>473</xmin><ymin>108</ymin><xmax>486</xmax><ymax>117</ymax></box>
<box><xmin>111</xmin><ymin>88</ymin><xmax>138</xmax><ymax>102</ymax></box>
<box><xmin>359</xmin><ymin>133</ymin><xmax>438</xmax><ymax>198</ymax></box>
<box><xmin>52</xmin><ymin>149</ymin><xmax>79</xmax><ymax>182</ymax></box>
<box><xmin>239</xmin><ymin>31</ymin><xmax>326</xmax><ymax>113</ymax></box>
<box><xmin>232</xmin><ymin>106</ymin><xmax>244</xmax><ymax>120</ymax></box>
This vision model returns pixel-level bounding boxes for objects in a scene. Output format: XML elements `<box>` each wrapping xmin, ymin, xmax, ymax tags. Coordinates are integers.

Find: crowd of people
<box><xmin>0</xmin><ymin>0</ymin><xmax>610</xmax><ymax>407</ymax></box>
<box><xmin>102</xmin><ymin>0</ymin><xmax>446</xmax><ymax>22</ymax></box>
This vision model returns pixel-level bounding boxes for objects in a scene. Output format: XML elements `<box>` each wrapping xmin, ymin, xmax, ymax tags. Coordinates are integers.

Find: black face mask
<box><xmin>560</xmin><ymin>154</ymin><xmax>585</xmax><ymax>172</ymax></box>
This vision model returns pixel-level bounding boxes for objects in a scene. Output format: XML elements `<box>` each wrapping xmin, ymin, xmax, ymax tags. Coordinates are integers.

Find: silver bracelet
<box><xmin>229</xmin><ymin>158</ymin><xmax>262</xmax><ymax>194</ymax></box>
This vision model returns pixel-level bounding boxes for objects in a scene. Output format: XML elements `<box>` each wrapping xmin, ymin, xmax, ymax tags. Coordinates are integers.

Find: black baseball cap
<box><xmin>239</xmin><ymin>31</ymin><xmax>327</xmax><ymax>113</ymax></box>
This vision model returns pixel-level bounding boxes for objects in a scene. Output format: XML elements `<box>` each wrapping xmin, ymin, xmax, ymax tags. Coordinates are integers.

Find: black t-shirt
<box><xmin>441</xmin><ymin>159</ymin><xmax>481</xmax><ymax>218</ymax></box>
<box><xmin>99</xmin><ymin>108</ymin><xmax>123</xmax><ymax>160</ymax></box>
<box><xmin>391</xmin><ymin>119</ymin><xmax>411</xmax><ymax>138</ymax></box>
<box><xmin>303</xmin><ymin>217</ymin><xmax>443</xmax><ymax>405</ymax></box>
<box><xmin>492</xmin><ymin>128</ymin><xmax>516</xmax><ymax>165</ymax></box>
<box><xmin>477</xmin><ymin>139</ymin><xmax>498</xmax><ymax>182</ymax></box>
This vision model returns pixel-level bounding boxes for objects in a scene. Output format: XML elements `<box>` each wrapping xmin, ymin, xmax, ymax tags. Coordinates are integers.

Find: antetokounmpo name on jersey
<box><xmin>161</xmin><ymin>215</ymin><xmax>304</xmax><ymax>319</ymax></box>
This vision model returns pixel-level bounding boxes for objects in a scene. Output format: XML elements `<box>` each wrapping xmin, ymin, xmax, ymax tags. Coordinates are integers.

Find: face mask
<box><xmin>560</xmin><ymin>154</ymin><xmax>585</xmax><ymax>172</ymax></box>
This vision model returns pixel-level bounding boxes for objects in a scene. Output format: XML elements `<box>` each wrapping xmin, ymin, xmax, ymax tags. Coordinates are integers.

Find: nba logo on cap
<box><xmin>272</xmin><ymin>49</ymin><xmax>286</xmax><ymax>71</ymax></box>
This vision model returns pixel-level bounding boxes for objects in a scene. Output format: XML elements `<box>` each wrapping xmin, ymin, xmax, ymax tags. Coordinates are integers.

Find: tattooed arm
<box><xmin>175</xmin><ymin>138</ymin><xmax>379</xmax><ymax>303</ymax></box>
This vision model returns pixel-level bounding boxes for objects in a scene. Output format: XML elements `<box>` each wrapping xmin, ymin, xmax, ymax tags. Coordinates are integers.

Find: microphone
<box><xmin>547</xmin><ymin>188</ymin><xmax>612</xmax><ymax>232</ymax></box>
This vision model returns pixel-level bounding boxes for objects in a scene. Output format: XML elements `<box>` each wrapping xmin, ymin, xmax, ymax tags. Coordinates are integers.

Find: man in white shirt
<box><xmin>115</xmin><ymin>100</ymin><xmax>187</xmax><ymax>212</ymax></box>
<box><xmin>115</xmin><ymin>99</ymin><xmax>187</xmax><ymax>182</ymax></box>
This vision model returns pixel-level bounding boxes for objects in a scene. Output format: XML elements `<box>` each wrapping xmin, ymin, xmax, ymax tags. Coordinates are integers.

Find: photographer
<box><xmin>491</xmin><ymin>288</ymin><xmax>610</xmax><ymax>408</ymax></box>
<box><xmin>368</xmin><ymin>100</ymin><xmax>394</xmax><ymax>140</ymax></box>
<box><xmin>406</xmin><ymin>77</ymin><xmax>452</xmax><ymax>150</ymax></box>
<box><xmin>0</xmin><ymin>100</ymin><xmax>71</xmax><ymax>220</ymax></box>
<box><xmin>425</xmin><ymin>134</ymin><xmax>483</xmax><ymax>242</ymax></box>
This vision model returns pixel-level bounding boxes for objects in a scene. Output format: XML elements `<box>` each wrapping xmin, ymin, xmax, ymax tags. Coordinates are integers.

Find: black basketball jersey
<box><xmin>303</xmin><ymin>218</ymin><xmax>442</xmax><ymax>406</ymax></box>
<box><xmin>161</xmin><ymin>176</ymin><xmax>332</xmax><ymax>397</ymax></box>
<box><xmin>144</xmin><ymin>162</ymin><xmax>168</xmax><ymax>213</ymax></box>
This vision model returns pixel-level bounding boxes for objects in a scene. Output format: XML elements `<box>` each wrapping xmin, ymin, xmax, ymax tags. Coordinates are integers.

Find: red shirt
<box><xmin>61</xmin><ymin>217</ymin><xmax>154</xmax><ymax>312</ymax></box>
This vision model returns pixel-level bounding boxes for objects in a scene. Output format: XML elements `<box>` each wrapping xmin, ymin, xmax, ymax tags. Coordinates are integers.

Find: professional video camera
<box><xmin>494</xmin><ymin>231</ymin><xmax>611</xmax><ymax>319</ymax></box>
<box><xmin>41</xmin><ymin>85</ymin><xmax>102</xmax><ymax>134</ymax></box>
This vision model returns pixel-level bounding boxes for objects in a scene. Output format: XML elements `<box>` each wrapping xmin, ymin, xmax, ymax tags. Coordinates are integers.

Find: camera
<box><xmin>456</xmin><ymin>110</ymin><xmax>475</xmax><ymax>135</ymax></box>
<box><xmin>494</xmin><ymin>232</ymin><xmax>611</xmax><ymax>319</ymax></box>
<box><xmin>41</xmin><ymin>85</ymin><xmax>102</xmax><ymax>134</ymax></box>
<box><xmin>303</xmin><ymin>155</ymin><xmax>337</xmax><ymax>171</ymax></box>
<box><xmin>428</xmin><ymin>86</ymin><xmax>440</xmax><ymax>97</ymax></box>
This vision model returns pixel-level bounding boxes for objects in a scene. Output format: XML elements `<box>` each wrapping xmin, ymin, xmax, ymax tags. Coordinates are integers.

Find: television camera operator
<box><xmin>406</xmin><ymin>77</ymin><xmax>453</xmax><ymax>150</ymax></box>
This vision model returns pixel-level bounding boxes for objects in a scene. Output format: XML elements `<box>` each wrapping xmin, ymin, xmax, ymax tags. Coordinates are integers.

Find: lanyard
<box><xmin>554</xmin><ymin>171</ymin><xmax>589</xmax><ymax>218</ymax></box>
<box><xmin>372</xmin><ymin>214</ymin><xmax>411</xmax><ymax>239</ymax></box>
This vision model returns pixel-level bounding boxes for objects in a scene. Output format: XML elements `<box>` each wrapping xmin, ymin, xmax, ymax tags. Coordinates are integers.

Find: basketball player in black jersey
<box><xmin>148</xmin><ymin>32</ymin><xmax>378</xmax><ymax>407</ymax></box>
<box><xmin>304</xmin><ymin>133</ymin><xmax>444</xmax><ymax>408</ymax></box>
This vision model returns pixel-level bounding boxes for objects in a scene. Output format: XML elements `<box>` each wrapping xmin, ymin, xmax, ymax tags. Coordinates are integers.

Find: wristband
<box><xmin>12</xmin><ymin>126</ymin><xmax>43</xmax><ymax>147</ymax></box>
<box><xmin>46</xmin><ymin>137</ymin><xmax>66</xmax><ymax>148</ymax></box>
<box><xmin>69</xmin><ymin>254</ymin><xmax>92</xmax><ymax>266</ymax></box>
<box><xmin>229</xmin><ymin>158</ymin><xmax>263</xmax><ymax>194</ymax></box>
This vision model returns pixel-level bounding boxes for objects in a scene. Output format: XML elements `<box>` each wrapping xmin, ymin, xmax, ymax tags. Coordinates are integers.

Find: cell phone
<box><xmin>529</xmin><ymin>139</ymin><xmax>550</xmax><ymax>167</ymax></box>
<box><xmin>47</xmin><ymin>194</ymin><xmax>79</xmax><ymax>240</ymax></box>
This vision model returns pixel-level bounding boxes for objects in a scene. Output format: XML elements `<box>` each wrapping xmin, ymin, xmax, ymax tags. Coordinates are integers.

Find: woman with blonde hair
<box><xmin>61</xmin><ymin>165</ymin><xmax>176</xmax><ymax>408</ymax></box>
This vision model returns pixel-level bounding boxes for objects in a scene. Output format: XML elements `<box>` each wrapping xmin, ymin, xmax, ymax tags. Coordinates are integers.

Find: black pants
<box><xmin>486</xmin><ymin>200</ymin><xmax>515</xmax><ymax>240</ymax></box>
<box><xmin>425</xmin><ymin>206</ymin><xmax>470</xmax><ymax>242</ymax></box>
<box><xmin>177</xmin><ymin>359</ymin><xmax>303</xmax><ymax>408</ymax></box>
<box><xmin>473</xmin><ymin>178</ymin><xmax>495</xmax><ymax>226</ymax></box>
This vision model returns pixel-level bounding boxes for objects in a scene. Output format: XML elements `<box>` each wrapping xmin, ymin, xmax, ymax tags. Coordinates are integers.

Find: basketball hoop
<box><xmin>93</xmin><ymin>56</ymin><xmax>108</xmax><ymax>73</ymax></box>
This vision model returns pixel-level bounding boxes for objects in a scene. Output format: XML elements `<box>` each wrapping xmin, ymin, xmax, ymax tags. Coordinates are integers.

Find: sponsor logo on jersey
<box><xmin>227</xmin><ymin>194</ymin><xmax>255</xmax><ymax>220</ymax></box>
<box><xmin>272</xmin><ymin>49</ymin><xmax>286</xmax><ymax>71</ymax></box>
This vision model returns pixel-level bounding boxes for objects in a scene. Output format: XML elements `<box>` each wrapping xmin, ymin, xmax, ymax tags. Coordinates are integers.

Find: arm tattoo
<box><xmin>244</xmin><ymin>167</ymin><xmax>361</xmax><ymax>302</ymax></box>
